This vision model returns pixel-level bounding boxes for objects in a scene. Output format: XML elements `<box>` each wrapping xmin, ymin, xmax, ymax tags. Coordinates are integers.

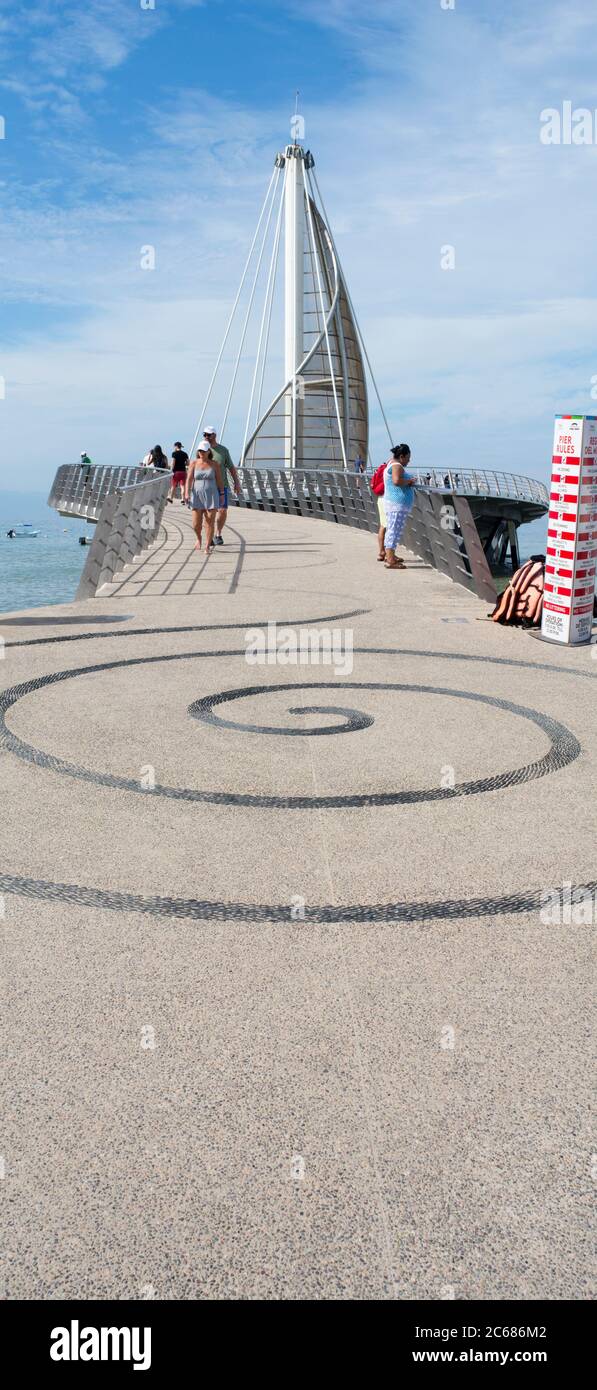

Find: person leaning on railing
<box><xmin>142</xmin><ymin>445</ymin><xmax>169</xmax><ymax>470</ymax></box>
<box><xmin>384</xmin><ymin>444</ymin><xmax>416</xmax><ymax>571</ymax></box>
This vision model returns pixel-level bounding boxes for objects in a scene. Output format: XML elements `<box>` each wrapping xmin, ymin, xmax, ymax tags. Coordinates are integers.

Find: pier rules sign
<box><xmin>541</xmin><ymin>414</ymin><xmax>597</xmax><ymax>644</ymax></box>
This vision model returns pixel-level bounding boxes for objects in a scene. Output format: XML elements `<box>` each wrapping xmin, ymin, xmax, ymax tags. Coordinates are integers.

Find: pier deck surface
<box><xmin>1</xmin><ymin>504</ymin><xmax>594</xmax><ymax>1300</ymax></box>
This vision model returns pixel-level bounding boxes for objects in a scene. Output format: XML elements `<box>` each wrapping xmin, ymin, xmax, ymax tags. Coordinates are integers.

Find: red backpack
<box><xmin>370</xmin><ymin>462</ymin><xmax>387</xmax><ymax>496</ymax></box>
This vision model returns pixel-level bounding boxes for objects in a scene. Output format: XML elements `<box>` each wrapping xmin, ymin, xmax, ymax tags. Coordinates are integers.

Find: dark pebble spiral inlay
<box><xmin>0</xmin><ymin>637</ymin><xmax>589</xmax><ymax>924</ymax></box>
<box><xmin>0</xmin><ymin>655</ymin><xmax>580</xmax><ymax>808</ymax></box>
<box><xmin>1</xmin><ymin>868</ymin><xmax>596</xmax><ymax>926</ymax></box>
<box><xmin>189</xmin><ymin>686</ymin><xmax>374</xmax><ymax>735</ymax></box>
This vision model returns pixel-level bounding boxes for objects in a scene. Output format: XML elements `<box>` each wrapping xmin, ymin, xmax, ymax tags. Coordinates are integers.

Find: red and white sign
<box><xmin>541</xmin><ymin>415</ymin><xmax>597</xmax><ymax>643</ymax></box>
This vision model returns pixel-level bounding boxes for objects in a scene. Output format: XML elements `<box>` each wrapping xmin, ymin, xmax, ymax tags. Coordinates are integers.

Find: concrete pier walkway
<box><xmin>1</xmin><ymin>504</ymin><xmax>594</xmax><ymax>1300</ymax></box>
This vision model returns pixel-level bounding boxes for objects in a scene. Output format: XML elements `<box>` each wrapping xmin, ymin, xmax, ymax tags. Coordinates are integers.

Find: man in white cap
<box><xmin>202</xmin><ymin>427</ymin><xmax>240</xmax><ymax>544</ymax></box>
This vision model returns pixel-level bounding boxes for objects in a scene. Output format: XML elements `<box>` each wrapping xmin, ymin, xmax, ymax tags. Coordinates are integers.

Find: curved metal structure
<box><xmin>408</xmin><ymin>467</ymin><xmax>549</xmax><ymax>510</ymax></box>
<box><xmin>242</xmin><ymin>145</ymin><xmax>368</xmax><ymax>472</ymax></box>
<box><xmin>48</xmin><ymin>464</ymin><xmax>170</xmax><ymax>598</ymax></box>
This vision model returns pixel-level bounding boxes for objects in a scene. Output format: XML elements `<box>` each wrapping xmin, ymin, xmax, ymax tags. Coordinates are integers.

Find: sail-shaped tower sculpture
<box><xmin>189</xmin><ymin>130</ymin><xmax>374</xmax><ymax>473</ymax></box>
<box><xmin>243</xmin><ymin>143</ymin><xmax>368</xmax><ymax>472</ymax></box>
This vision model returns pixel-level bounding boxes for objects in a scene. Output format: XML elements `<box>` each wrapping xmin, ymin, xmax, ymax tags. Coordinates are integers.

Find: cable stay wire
<box><xmin>302</xmin><ymin>161</ymin><xmax>348</xmax><ymax>470</ymax></box>
<box><xmin>188</xmin><ymin>164</ymin><xmax>279</xmax><ymax>458</ymax></box>
<box><xmin>308</xmin><ymin>165</ymin><xmax>394</xmax><ymax>451</ymax></box>
<box><xmin>240</xmin><ymin>167</ymin><xmax>286</xmax><ymax>466</ymax></box>
<box><xmin>305</xmin><ymin>210</ymin><xmax>336</xmax><ymax>467</ymax></box>
<box><xmin>250</xmin><ymin>196</ymin><xmax>283</xmax><ymax>466</ymax></box>
<box><xmin>220</xmin><ymin>165</ymin><xmax>282</xmax><ymax>441</ymax></box>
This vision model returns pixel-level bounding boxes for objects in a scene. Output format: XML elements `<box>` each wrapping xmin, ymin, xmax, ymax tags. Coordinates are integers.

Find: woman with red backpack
<box><xmin>370</xmin><ymin>444</ymin><xmax>416</xmax><ymax>568</ymax></box>
<box><xmin>370</xmin><ymin>457</ymin><xmax>388</xmax><ymax>560</ymax></box>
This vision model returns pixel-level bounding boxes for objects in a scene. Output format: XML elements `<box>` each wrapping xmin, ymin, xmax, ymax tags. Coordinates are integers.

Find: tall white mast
<box><xmin>284</xmin><ymin>142</ymin><xmax>304</xmax><ymax>469</ymax></box>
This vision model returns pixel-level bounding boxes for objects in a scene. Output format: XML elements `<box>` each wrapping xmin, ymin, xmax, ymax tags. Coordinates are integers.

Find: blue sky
<box><xmin>1</xmin><ymin>0</ymin><xmax>597</xmax><ymax>488</ymax></box>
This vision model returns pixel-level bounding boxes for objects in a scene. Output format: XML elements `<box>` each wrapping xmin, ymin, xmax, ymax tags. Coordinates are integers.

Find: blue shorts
<box><xmin>218</xmin><ymin>487</ymin><xmax>228</xmax><ymax>508</ymax></box>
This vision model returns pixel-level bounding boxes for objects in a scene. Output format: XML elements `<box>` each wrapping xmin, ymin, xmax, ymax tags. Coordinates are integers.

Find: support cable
<box><xmin>306</xmin><ymin>220</ymin><xmax>335</xmax><ymax>467</ymax></box>
<box><xmin>242</xmin><ymin>210</ymin><xmax>343</xmax><ymax>463</ymax></box>
<box><xmin>188</xmin><ymin>165</ymin><xmax>279</xmax><ymax>458</ymax></box>
<box><xmin>220</xmin><ymin>165</ymin><xmax>282</xmax><ymax>440</ymax></box>
<box><xmin>308</xmin><ymin>165</ymin><xmax>394</xmax><ymax>449</ymax></box>
<box><xmin>302</xmin><ymin>161</ymin><xmax>347</xmax><ymax>470</ymax></box>
<box><xmin>254</xmin><ymin>210</ymin><xmax>281</xmax><ymax>429</ymax></box>
<box><xmin>250</xmin><ymin>184</ymin><xmax>284</xmax><ymax>466</ymax></box>
<box><xmin>241</xmin><ymin>168</ymin><xmax>286</xmax><ymax>464</ymax></box>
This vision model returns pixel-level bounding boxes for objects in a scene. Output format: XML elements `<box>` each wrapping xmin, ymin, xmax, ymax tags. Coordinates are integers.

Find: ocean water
<box><xmin>517</xmin><ymin>516</ymin><xmax>548</xmax><ymax>561</ymax></box>
<box><xmin>0</xmin><ymin>492</ymin><xmax>87</xmax><ymax>615</ymax></box>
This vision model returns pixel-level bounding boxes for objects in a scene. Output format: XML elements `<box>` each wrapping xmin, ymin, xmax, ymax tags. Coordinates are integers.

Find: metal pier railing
<box><xmin>232</xmin><ymin>468</ymin><xmax>498</xmax><ymax>603</ymax></box>
<box><xmin>49</xmin><ymin>461</ymin><xmax>547</xmax><ymax>603</ymax></box>
<box><xmin>49</xmin><ymin>465</ymin><xmax>170</xmax><ymax>598</ymax></box>
<box><xmin>49</xmin><ymin>463</ymin><xmax>160</xmax><ymax>522</ymax></box>
<box><xmin>406</xmin><ymin>468</ymin><xmax>549</xmax><ymax>507</ymax></box>
<box><xmin>234</xmin><ymin>464</ymin><xmax>550</xmax><ymax>509</ymax></box>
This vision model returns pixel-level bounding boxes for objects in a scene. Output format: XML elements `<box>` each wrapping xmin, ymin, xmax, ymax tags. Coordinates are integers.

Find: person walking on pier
<box><xmin>185</xmin><ymin>440</ymin><xmax>224</xmax><ymax>552</ymax></box>
<box><xmin>202</xmin><ymin>427</ymin><xmax>240</xmax><ymax>544</ymax></box>
<box><xmin>354</xmin><ymin>454</ymin><xmax>366</xmax><ymax>489</ymax></box>
<box><xmin>384</xmin><ymin>444</ymin><xmax>415</xmax><ymax>570</ymax></box>
<box><xmin>168</xmin><ymin>441</ymin><xmax>189</xmax><ymax>503</ymax></box>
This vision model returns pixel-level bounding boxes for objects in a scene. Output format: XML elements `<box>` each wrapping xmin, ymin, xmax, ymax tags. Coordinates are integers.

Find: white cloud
<box><xmin>0</xmin><ymin>0</ymin><xmax>205</xmax><ymax>96</ymax></box>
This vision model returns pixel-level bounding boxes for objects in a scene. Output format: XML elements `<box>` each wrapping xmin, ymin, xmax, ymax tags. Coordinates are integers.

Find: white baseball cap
<box><xmin>203</xmin><ymin>426</ymin><xmax>217</xmax><ymax>436</ymax></box>
<box><xmin>197</xmin><ymin>439</ymin><xmax>211</xmax><ymax>453</ymax></box>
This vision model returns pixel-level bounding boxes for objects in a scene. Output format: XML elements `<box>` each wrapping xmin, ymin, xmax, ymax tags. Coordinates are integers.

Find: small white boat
<box><xmin>6</xmin><ymin>522</ymin><xmax>39</xmax><ymax>538</ymax></box>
